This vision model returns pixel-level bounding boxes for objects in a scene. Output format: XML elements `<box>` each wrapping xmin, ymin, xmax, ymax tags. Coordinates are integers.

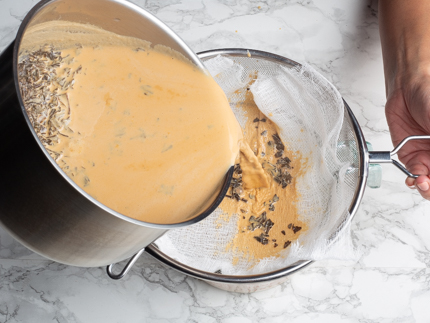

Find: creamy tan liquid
<box><xmin>20</xmin><ymin>22</ymin><xmax>242</xmax><ymax>224</ymax></box>
<box><xmin>218</xmin><ymin>87</ymin><xmax>307</xmax><ymax>264</ymax></box>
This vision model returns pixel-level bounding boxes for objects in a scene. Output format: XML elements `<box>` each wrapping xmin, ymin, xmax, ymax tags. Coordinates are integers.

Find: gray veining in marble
<box><xmin>0</xmin><ymin>0</ymin><xmax>429</xmax><ymax>322</ymax></box>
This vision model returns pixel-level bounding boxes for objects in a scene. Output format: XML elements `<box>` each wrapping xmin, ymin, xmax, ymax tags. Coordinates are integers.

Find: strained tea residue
<box><xmin>218</xmin><ymin>84</ymin><xmax>307</xmax><ymax>264</ymax></box>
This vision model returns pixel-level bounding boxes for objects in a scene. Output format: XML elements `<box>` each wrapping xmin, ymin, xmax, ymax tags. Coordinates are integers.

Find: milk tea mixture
<box><xmin>18</xmin><ymin>21</ymin><xmax>242</xmax><ymax>224</ymax></box>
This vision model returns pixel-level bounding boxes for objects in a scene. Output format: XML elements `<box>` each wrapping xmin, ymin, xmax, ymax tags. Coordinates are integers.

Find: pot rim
<box><xmin>11</xmin><ymin>0</ymin><xmax>231</xmax><ymax>230</ymax></box>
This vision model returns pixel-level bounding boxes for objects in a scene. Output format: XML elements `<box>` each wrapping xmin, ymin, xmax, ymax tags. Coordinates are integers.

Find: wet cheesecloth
<box><xmin>154</xmin><ymin>54</ymin><xmax>360</xmax><ymax>275</ymax></box>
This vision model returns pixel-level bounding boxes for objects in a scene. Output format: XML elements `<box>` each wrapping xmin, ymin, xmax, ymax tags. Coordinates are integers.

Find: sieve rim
<box><xmin>146</xmin><ymin>48</ymin><xmax>368</xmax><ymax>284</ymax></box>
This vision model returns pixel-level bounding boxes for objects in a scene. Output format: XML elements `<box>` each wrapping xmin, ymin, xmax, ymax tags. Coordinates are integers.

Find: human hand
<box><xmin>385</xmin><ymin>72</ymin><xmax>430</xmax><ymax>200</ymax></box>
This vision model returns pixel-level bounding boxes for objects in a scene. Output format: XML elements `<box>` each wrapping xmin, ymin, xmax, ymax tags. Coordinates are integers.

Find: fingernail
<box><xmin>417</xmin><ymin>182</ymin><xmax>429</xmax><ymax>192</ymax></box>
<box><xmin>408</xmin><ymin>185</ymin><xmax>416</xmax><ymax>189</ymax></box>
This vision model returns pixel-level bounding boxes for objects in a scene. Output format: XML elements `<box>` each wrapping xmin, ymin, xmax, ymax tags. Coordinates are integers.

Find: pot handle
<box><xmin>106</xmin><ymin>248</ymin><xmax>145</xmax><ymax>280</ymax></box>
<box><xmin>368</xmin><ymin>135</ymin><xmax>430</xmax><ymax>178</ymax></box>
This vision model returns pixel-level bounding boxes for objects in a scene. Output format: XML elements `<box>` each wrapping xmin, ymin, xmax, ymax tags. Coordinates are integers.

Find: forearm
<box><xmin>379</xmin><ymin>0</ymin><xmax>430</xmax><ymax>95</ymax></box>
<box><xmin>379</xmin><ymin>1</ymin><xmax>430</xmax><ymax>197</ymax></box>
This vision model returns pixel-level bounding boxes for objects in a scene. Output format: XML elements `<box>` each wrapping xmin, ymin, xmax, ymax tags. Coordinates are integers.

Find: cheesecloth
<box><xmin>153</xmin><ymin>52</ymin><xmax>360</xmax><ymax>275</ymax></box>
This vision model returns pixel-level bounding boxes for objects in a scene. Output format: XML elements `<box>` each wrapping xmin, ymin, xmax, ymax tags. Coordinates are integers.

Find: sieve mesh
<box><xmin>153</xmin><ymin>51</ymin><xmax>361</xmax><ymax>276</ymax></box>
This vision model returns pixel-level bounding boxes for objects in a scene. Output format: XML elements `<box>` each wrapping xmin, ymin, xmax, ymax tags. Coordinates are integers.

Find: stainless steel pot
<box><xmin>0</xmin><ymin>0</ymin><xmax>232</xmax><ymax>268</ymax></box>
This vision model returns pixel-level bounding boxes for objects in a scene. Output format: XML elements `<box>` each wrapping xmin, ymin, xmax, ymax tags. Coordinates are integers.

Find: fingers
<box><xmin>405</xmin><ymin>175</ymin><xmax>430</xmax><ymax>200</ymax></box>
<box><xmin>405</xmin><ymin>176</ymin><xmax>416</xmax><ymax>189</ymax></box>
<box><xmin>403</xmin><ymin>161</ymin><xmax>430</xmax><ymax>200</ymax></box>
<box><xmin>415</xmin><ymin>175</ymin><xmax>430</xmax><ymax>200</ymax></box>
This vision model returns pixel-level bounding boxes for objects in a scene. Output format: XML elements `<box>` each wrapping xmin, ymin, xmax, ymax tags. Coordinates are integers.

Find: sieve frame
<box><xmin>145</xmin><ymin>48</ymin><xmax>369</xmax><ymax>285</ymax></box>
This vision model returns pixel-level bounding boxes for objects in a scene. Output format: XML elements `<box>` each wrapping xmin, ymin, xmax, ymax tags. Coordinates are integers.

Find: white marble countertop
<box><xmin>1</xmin><ymin>0</ymin><xmax>430</xmax><ymax>322</ymax></box>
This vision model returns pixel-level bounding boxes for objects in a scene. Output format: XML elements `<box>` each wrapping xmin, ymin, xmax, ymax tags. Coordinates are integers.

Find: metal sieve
<box><xmin>112</xmin><ymin>48</ymin><xmax>430</xmax><ymax>293</ymax></box>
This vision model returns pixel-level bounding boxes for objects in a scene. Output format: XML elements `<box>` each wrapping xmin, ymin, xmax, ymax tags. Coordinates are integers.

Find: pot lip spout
<box><xmin>10</xmin><ymin>0</ymin><xmax>226</xmax><ymax>230</ymax></box>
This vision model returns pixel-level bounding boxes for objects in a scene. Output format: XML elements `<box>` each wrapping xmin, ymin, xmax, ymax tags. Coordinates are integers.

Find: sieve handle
<box><xmin>106</xmin><ymin>248</ymin><xmax>145</xmax><ymax>280</ymax></box>
<box><xmin>368</xmin><ymin>135</ymin><xmax>430</xmax><ymax>178</ymax></box>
